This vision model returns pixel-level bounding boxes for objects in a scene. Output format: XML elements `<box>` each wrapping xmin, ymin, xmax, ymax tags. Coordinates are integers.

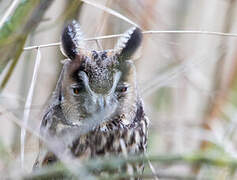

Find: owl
<box><xmin>34</xmin><ymin>20</ymin><xmax>149</xmax><ymax>179</ymax></box>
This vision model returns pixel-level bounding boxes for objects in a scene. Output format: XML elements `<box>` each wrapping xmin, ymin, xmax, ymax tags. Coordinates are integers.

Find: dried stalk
<box><xmin>23</xmin><ymin>30</ymin><xmax>237</xmax><ymax>51</ymax></box>
<box><xmin>21</xmin><ymin>48</ymin><xmax>41</xmax><ymax>169</ymax></box>
<box><xmin>0</xmin><ymin>0</ymin><xmax>54</xmax><ymax>90</ymax></box>
<box><xmin>22</xmin><ymin>152</ymin><xmax>237</xmax><ymax>180</ymax></box>
<box><xmin>0</xmin><ymin>0</ymin><xmax>20</xmax><ymax>28</ymax></box>
<box><xmin>81</xmin><ymin>0</ymin><xmax>138</xmax><ymax>27</ymax></box>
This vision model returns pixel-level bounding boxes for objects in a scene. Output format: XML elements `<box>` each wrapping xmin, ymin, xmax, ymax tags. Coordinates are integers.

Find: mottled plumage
<box><xmin>34</xmin><ymin>20</ymin><xmax>149</xmax><ymax>179</ymax></box>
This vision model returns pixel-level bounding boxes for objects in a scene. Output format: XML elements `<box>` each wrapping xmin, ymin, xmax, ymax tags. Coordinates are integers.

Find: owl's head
<box><xmin>58</xmin><ymin>20</ymin><xmax>142</xmax><ymax>125</ymax></box>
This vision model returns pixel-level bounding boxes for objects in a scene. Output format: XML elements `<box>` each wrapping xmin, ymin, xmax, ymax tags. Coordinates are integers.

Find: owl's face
<box><xmin>58</xmin><ymin>21</ymin><xmax>142</xmax><ymax>125</ymax></box>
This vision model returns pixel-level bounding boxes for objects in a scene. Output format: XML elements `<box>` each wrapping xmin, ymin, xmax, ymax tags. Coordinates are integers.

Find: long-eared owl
<box><xmin>34</xmin><ymin>20</ymin><xmax>149</xmax><ymax>179</ymax></box>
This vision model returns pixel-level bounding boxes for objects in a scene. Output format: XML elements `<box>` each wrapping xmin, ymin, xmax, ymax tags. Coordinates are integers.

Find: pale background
<box><xmin>1</xmin><ymin>0</ymin><xmax>237</xmax><ymax>179</ymax></box>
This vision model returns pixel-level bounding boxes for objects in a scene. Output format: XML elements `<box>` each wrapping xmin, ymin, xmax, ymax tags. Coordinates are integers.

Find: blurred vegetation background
<box><xmin>1</xmin><ymin>0</ymin><xmax>237</xmax><ymax>179</ymax></box>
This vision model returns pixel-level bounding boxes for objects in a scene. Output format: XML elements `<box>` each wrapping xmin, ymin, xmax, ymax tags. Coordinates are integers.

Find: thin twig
<box><xmin>142</xmin><ymin>30</ymin><xmax>237</xmax><ymax>37</ymax></box>
<box><xmin>24</xmin><ymin>164</ymin><xmax>198</xmax><ymax>180</ymax></box>
<box><xmin>23</xmin><ymin>30</ymin><xmax>237</xmax><ymax>51</ymax></box>
<box><xmin>146</xmin><ymin>154</ymin><xmax>160</xmax><ymax>180</ymax></box>
<box><xmin>0</xmin><ymin>0</ymin><xmax>20</xmax><ymax>28</ymax></box>
<box><xmin>0</xmin><ymin>36</ymin><xmax>27</xmax><ymax>91</ymax></box>
<box><xmin>0</xmin><ymin>105</ymin><xmax>42</xmax><ymax>142</ymax></box>
<box><xmin>23</xmin><ymin>34</ymin><xmax>124</xmax><ymax>51</ymax></box>
<box><xmin>95</xmin><ymin>39</ymin><xmax>103</xmax><ymax>50</ymax></box>
<box><xmin>20</xmin><ymin>48</ymin><xmax>41</xmax><ymax>169</ymax></box>
<box><xmin>100</xmin><ymin>172</ymin><xmax>198</xmax><ymax>180</ymax></box>
<box><xmin>80</xmin><ymin>0</ymin><xmax>138</xmax><ymax>27</ymax></box>
<box><xmin>23</xmin><ymin>152</ymin><xmax>237</xmax><ymax>180</ymax></box>
<box><xmin>23</xmin><ymin>42</ymin><xmax>61</xmax><ymax>50</ymax></box>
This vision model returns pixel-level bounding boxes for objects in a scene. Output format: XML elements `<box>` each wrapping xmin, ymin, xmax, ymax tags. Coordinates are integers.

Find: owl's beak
<box><xmin>96</xmin><ymin>71</ymin><xmax>121</xmax><ymax>110</ymax></box>
<box><xmin>97</xmin><ymin>95</ymin><xmax>105</xmax><ymax>109</ymax></box>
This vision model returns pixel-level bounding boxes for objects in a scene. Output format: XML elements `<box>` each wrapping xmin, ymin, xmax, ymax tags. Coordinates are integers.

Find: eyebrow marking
<box><xmin>108</xmin><ymin>71</ymin><xmax>121</xmax><ymax>96</ymax></box>
<box><xmin>92</xmin><ymin>50</ymin><xmax>98</xmax><ymax>60</ymax></box>
<box><xmin>78</xmin><ymin>71</ymin><xmax>96</xmax><ymax>97</ymax></box>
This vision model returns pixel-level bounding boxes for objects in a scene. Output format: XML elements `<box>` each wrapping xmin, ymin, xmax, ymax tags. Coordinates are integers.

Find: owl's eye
<box><xmin>73</xmin><ymin>88</ymin><xmax>80</xmax><ymax>94</ymax></box>
<box><xmin>71</xmin><ymin>84</ymin><xmax>84</xmax><ymax>96</ymax></box>
<box><xmin>120</xmin><ymin>87</ymin><xmax>127</xmax><ymax>92</ymax></box>
<box><xmin>116</xmin><ymin>85</ymin><xmax>128</xmax><ymax>93</ymax></box>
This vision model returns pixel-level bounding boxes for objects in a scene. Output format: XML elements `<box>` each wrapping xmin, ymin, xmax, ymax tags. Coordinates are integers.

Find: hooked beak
<box><xmin>96</xmin><ymin>71</ymin><xmax>121</xmax><ymax>110</ymax></box>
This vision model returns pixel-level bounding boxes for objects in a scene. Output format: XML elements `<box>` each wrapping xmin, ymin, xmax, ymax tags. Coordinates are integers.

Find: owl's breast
<box><xmin>71</xmin><ymin>101</ymin><xmax>149</xmax><ymax>159</ymax></box>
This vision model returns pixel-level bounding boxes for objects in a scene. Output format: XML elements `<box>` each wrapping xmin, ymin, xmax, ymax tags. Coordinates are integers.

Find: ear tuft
<box><xmin>115</xmin><ymin>27</ymin><xmax>142</xmax><ymax>60</ymax></box>
<box><xmin>61</xmin><ymin>20</ymin><xmax>84</xmax><ymax>59</ymax></box>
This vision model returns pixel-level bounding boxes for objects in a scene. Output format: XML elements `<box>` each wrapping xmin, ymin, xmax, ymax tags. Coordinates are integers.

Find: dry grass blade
<box><xmin>23</xmin><ymin>35</ymin><xmax>124</xmax><ymax>50</ymax></box>
<box><xmin>0</xmin><ymin>36</ymin><xmax>27</xmax><ymax>91</ymax></box>
<box><xmin>23</xmin><ymin>42</ymin><xmax>61</xmax><ymax>51</ymax></box>
<box><xmin>80</xmin><ymin>0</ymin><xmax>138</xmax><ymax>27</ymax></box>
<box><xmin>23</xmin><ymin>30</ymin><xmax>237</xmax><ymax>51</ymax></box>
<box><xmin>143</xmin><ymin>30</ymin><xmax>237</xmax><ymax>37</ymax></box>
<box><xmin>0</xmin><ymin>0</ymin><xmax>20</xmax><ymax>28</ymax></box>
<box><xmin>20</xmin><ymin>48</ymin><xmax>41</xmax><ymax>169</ymax></box>
<box><xmin>146</xmin><ymin>154</ymin><xmax>160</xmax><ymax>180</ymax></box>
<box><xmin>0</xmin><ymin>105</ymin><xmax>43</xmax><ymax>146</ymax></box>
